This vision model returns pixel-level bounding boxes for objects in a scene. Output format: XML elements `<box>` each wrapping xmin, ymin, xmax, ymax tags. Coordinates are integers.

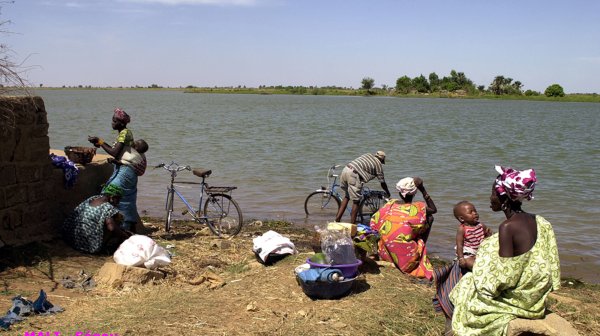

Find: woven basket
<box><xmin>64</xmin><ymin>146</ymin><xmax>96</xmax><ymax>164</ymax></box>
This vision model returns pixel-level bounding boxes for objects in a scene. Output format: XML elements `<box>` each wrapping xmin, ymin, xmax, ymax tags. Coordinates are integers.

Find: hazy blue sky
<box><xmin>4</xmin><ymin>0</ymin><xmax>600</xmax><ymax>92</ymax></box>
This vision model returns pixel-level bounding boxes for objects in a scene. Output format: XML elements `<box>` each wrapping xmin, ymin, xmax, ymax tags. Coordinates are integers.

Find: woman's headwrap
<box><xmin>396</xmin><ymin>177</ymin><xmax>417</xmax><ymax>197</ymax></box>
<box><xmin>113</xmin><ymin>108</ymin><xmax>131</xmax><ymax>124</ymax></box>
<box><xmin>103</xmin><ymin>183</ymin><xmax>124</xmax><ymax>197</ymax></box>
<box><xmin>494</xmin><ymin>165</ymin><xmax>536</xmax><ymax>202</ymax></box>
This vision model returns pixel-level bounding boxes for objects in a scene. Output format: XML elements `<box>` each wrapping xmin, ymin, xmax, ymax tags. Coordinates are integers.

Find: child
<box><xmin>108</xmin><ymin>139</ymin><xmax>148</xmax><ymax>176</ymax></box>
<box><xmin>454</xmin><ymin>201</ymin><xmax>492</xmax><ymax>270</ymax></box>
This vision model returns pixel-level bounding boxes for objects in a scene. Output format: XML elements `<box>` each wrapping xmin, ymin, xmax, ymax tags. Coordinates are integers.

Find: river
<box><xmin>38</xmin><ymin>89</ymin><xmax>600</xmax><ymax>283</ymax></box>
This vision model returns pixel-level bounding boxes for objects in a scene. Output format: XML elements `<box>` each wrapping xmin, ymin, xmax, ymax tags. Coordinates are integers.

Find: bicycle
<box><xmin>156</xmin><ymin>161</ymin><xmax>243</xmax><ymax>237</ymax></box>
<box><xmin>304</xmin><ymin>164</ymin><xmax>387</xmax><ymax>223</ymax></box>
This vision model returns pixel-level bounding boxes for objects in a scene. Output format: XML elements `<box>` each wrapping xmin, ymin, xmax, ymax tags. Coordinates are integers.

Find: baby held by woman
<box><xmin>453</xmin><ymin>201</ymin><xmax>492</xmax><ymax>270</ymax></box>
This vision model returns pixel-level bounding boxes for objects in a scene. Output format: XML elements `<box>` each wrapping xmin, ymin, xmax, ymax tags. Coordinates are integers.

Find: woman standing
<box><xmin>369</xmin><ymin>177</ymin><xmax>437</xmax><ymax>280</ymax></box>
<box><xmin>88</xmin><ymin>108</ymin><xmax>138</xmax><ymax>230</ymax></box>
<box><xmin>449</xmin><ymin>166</ymin><xmax>560</xmax><ymax>336</ymax></box>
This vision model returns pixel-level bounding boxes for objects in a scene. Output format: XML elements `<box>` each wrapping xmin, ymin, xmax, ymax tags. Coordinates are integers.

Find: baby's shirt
<box><xmin>460</xmin><ymin>223</ymin><xmax>486</xmax><ymax>256</ymax></box>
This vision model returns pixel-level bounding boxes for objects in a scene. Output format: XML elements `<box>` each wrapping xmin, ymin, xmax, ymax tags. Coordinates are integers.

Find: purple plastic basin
<box><xmin>306</xmin><ymin>258</ymin><xmax>362</xmax><ymax>278</ymax></box>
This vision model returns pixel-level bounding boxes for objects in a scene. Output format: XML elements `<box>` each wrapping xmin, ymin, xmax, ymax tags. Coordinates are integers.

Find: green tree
<box><xmin>428</xmin><ymin>72</ymin><xmax>440</xmax><ymax>91</ymax></box>
<box><xmin>544</xmin><ymin>84</ymin><xmax>565</xmax><ymax>97</ymax></box>
<box><xmin>411</xmin><ymin>74</ymin><xmax>430</xmax><ymax>93</ymax></box>
<box><xmin>395</xmin><ymin>76</ymin><xmax>411</xmax><ymax>94</ymax></box>
<box><xmin>361</xmin><ymin>77</ymin><xmax>375</xmax><ymax>90</ymax></box>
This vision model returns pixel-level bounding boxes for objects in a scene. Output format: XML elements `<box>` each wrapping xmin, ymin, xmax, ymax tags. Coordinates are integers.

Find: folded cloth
<box><xmin>50</xmin><ymin>153</ymin><xmax>79</xmax><ymax>188</ymax></box>
<box><xmin>252</xmin><ymin>230</ymin><xmax>297</xmax><ymax>263</ymax></box>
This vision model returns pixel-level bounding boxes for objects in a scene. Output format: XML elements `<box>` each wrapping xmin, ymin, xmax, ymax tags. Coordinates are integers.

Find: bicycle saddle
<box><xmin>193</xmin><ymin>168</ymin><xmax>212</xmax><ymax>178</ymax></box>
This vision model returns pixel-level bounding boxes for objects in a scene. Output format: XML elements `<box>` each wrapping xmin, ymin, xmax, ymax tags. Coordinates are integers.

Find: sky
<box><xmin>3</xmin><ymin>0</ymin><xmax>600</xmax><ymax>93</ymax></box>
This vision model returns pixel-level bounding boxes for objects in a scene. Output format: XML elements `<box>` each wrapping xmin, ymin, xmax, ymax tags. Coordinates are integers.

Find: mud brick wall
<box><xmin>0</xmin><ymin>96</ymin><xmax>113</xmax><ymax>247</ymax></box>
<box><xmin>0</xmin><ymin>96</ymin><xmax>53</xmax><ymax>246</ymax></box>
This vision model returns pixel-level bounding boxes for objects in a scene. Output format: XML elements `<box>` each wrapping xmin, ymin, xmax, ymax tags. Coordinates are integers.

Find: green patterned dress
<box><xmin>449</xmin><ymin>215</ymin><xmax>561</xmax><ymax>336</ymax></box>
<box><xmin>62</xmin><ymin>196</ymin><xmax>120</xmax><ymax>254</ymax></box>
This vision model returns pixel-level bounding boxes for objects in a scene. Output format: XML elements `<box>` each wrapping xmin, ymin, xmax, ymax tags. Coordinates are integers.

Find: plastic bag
<box><xmin>113</xmin><ymin>235</ymin><xmax>171</xmax><ymax>269</ymax></box>
<box><xmin>315</xmin><ymin>225</ymin><xmax>356</xmax><ymax>265</ymax></box>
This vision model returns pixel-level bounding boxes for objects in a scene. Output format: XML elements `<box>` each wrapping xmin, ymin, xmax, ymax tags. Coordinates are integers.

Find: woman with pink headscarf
<box><xmin>88</xmin><ymin>108</ymin><xmax>139</xmax><ymax>231</ymax></box>
<box><xmin>448</xmin><ymin>166</ymin><xmax>561</xmax><ymax>336</ymax></box>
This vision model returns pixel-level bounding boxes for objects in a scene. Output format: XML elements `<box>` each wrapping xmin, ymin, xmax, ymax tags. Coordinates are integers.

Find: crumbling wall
<box><xmin>0</xmin><ymin>96</ymin><xmax>112</xmax><ymax>247</ymax></box>
<box><xmin>0</xmin><ymin>96</ymin><xmax>53</xmax><ymax>246</ymax></box>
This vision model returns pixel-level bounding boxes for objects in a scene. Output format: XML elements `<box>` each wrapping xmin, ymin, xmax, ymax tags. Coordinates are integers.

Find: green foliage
<box><xmin>361</xmin><ymin>77</ymin><xmax>375</xmax><ymax>90</ymax></box>
<box><xmin>489</xmin><ymin>76</ymin><xmax>523</xmax><ymax>95</ymax></box>
<box><xmin>545</xmin><ymin>84</ymin><xmax>565</xmax><ymax>97</ymax></box>
<box><xmin>411</xmin><ymin>74</ymin><xmax>430</xmax><ymax>93</ymax></box>
<box><xmin>395</xmin><ymin>76</ymin><xmax>412</xmax><ymax>94</ymax></box>
<box><xmin>524</xmin><ymin>89</ymin><xmax>540</xmax><ymax>96</ymax></box>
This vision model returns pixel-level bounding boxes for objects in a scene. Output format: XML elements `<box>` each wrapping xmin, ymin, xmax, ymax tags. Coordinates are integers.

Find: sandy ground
<box><xmin>1</xmin><ymin>219</ymin><xmax>598</xmax><ymax>335</ymax></box>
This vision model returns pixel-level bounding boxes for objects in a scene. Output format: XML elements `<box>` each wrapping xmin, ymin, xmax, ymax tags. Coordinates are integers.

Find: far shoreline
<box><xmin>31</xmin><ymin>86</ymin><xmax>600</xmax><ymax>103</ymax></box>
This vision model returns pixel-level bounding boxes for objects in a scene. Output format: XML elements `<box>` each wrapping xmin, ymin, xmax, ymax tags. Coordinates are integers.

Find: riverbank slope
<box><xmin>1</xmin><ymin>219</ymin><xmax>598</xmax><ymax>335</ymax></box>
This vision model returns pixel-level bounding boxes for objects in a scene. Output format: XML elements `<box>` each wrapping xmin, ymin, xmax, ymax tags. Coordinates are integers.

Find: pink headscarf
<box><xmin>113</xmin><ymin>108</ymin><xmax>131</xmax><ymax>124</ymax></box>
<box><xmin>494</xmin><ymin>165</ymin><xmax>536</xmax><ymax>202</ymax></box>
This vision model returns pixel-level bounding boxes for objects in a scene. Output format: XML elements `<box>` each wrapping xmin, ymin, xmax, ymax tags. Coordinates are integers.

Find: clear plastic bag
<box><xmin>315</xmin><ymin>225</ymin><xmax>356</xmax><ymax>265</ymax></box>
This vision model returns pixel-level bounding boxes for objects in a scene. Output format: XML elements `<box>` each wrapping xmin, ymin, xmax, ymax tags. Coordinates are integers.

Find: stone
<box><xmin>95</xmin><ymin>262</ymin><xmax>165</xmax><ymax>287</ymax></box>
<box><xmin>506</xmin><ymin>313</ymin><xmax>580</xmax><ymax>336</ymax></box>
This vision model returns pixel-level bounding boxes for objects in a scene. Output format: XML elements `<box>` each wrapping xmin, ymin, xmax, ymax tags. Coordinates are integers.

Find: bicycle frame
<box><xmin>167</xmin><ymin>182</ymin><xmax>207</xmax><ymax>220</ymax></box>
<box><xmin>162</xmin><ymin>162</ymin><xmax>209</xmax><ymax>223</ymax></box>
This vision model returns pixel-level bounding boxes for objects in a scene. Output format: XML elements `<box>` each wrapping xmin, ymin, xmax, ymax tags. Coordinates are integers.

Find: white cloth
<box><xmin>252</xmin><ymin>230</ymin><xmax>297</xmax><ymax>262</ymax></box>
<box><xmin>120</xmin><ymin>147</ymin><xmax>143</xmax><ymax>166</ymax></box>
<box><xmin>113</xmin><ymin>235</ymin><xmax>171</xmax><ymax>269</ymax></box>
<box><xmin>396</xmin><ymin>177</ymin><xmax>417</xmax><ymax>197</ymax></box>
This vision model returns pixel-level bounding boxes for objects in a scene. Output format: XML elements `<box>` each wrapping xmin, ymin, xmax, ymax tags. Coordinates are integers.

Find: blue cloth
<box><xmin>49</xmin><ymin>153</ymin><xmax>79</xmax><ymax>188</ymax></box>
<box><xmin>297</xmin><ymin>268</ymin><xmax>343</xmax><ymax>283</ymax></box>
<box><xmin>103</xmin><ymin>164</ymin><xmax>138</xmax><ymax>229</ymax></box>
<box><xmin>0</xmin><ymin>290</ymin><xmax>63</xmax><ymax>330</ymax></box>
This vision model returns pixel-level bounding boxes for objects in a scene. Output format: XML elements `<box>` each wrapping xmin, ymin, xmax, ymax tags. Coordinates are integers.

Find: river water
<box><xmin>37</xmin><ymin>89</ymin><xmax>600</xmax><ymax>283</ymax></box>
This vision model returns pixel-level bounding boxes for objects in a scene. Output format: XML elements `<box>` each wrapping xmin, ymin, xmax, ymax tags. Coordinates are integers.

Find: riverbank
<box><xmin>1</xmin><ymin>219</ymin><xmax>599</xmax><ymax>335</ymax></box>
<box><xmin>33</xmin><ymin>86</ymin><xmax>600</xmax><ymax>103</ymax></box>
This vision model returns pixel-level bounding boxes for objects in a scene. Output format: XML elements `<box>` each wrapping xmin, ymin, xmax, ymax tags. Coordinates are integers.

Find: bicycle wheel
<box><xmin>304</xmin><ymin>191</ymin><xmax>341</xmax><ymax>217</ymax></box>
<box><xmin>165</xmin><ymin>190</ymin><xmax>174</xmax><ymax>232</ymax></box>
<box><xmin>358</xmin><ymin>193</ymin><xmax>384</xmax><ymax>224</ymax></box>
<box><xmin>204</xmin><ymin>193</ymin><xmax>243</xmax><ymax>237</ymax></box>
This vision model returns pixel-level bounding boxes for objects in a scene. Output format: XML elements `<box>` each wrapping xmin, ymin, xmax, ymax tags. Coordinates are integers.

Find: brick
<box><xmin>16</xmin><ymin>165</ymin><xmax>42</xmax><ymax>183</ymax></box>
<box><xmin>1</xmin><ymin>207</ymin><xmax>22</xmax><ymax>230</ymax></box>
<box><xmin>16</xmin><ymin>105</ymin><xmax>35</xmax><ymax>126</ymax></box>
<box><xmin>32</xmin><ymin>122</ymin><xmax>49</xmax><ymax>137</ymax></box>
<box><xmin>27</xmin><ymin>136</ymin><xmax>50</xmax><ymax>162</ymax></box>
<box><xmin>35</xmin><ymin>112</ymin><xmax>48</xmax><ymax>126</ymax></box>
<box><xmin>5</xmin><ymin>184</ymin><xmax>27</xmax><ymax>207</ymax></box>
<box><xmin>27</xmin><ymin>182</ymin><xmax>46</xmax><ymax>203</ymax></box>
<box><xmin>0</xmin><ymin>188</ymin><xmax>5</xmax><ymax>209</ymax></box>
<box><xmin>22</xmin><ymin>201</ymin><xmax>49</xmax><ymax>224</ymax></box>
<box><xmin>0</xmin><ymin>165</ymin><xmax>16</xmax><ymax>186</ymax></box>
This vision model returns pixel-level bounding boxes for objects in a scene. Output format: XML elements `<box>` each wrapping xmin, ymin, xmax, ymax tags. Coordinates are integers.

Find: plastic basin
<box><xmin>306</xmin><ymin>258</ymin><xmax>362</xmax><ymax>278</ymax></box>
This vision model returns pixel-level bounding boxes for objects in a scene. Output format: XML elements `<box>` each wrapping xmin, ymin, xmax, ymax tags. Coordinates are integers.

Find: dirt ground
<box><xmin>1</xmin><ymin>219</ymin><xmax>599</xmax><ymax>336</ymax></box>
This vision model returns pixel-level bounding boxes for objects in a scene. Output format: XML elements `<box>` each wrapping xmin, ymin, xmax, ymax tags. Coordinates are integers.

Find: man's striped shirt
<box><xmin>348</xmin><ymin>153</ymin><xmax>385</xmax><ymax>183</ymax></box>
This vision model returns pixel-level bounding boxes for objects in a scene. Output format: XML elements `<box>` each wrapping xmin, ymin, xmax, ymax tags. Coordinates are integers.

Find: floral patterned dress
<box><xmin>369</xmin><ymin>200</ymin><xmax>433</xmax><ymax>280</ymax></box>
<box><xmin>449</xmin><ymin>215</ymin><xmax>561</xmax><ymax>336</ymax></box>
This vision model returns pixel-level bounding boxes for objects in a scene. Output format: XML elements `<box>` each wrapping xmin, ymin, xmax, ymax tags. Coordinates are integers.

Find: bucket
<box><xmin>306</xmin><ymin>258</ymin><xmax>362</xmax><ymax>278</ymax></box>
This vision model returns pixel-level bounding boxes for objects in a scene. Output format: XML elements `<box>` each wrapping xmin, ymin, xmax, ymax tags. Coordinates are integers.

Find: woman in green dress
<box><xmin>449</xmin><ymin>166</ymin><xmax>560</xmax><ymax>336</ymax></box>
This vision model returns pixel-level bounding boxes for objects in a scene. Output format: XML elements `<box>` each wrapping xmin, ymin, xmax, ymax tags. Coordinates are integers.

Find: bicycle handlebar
<box><xmin>155</xmin><ymin>161</ymin><xmax>192</xmax><ymax>173</ymax></box>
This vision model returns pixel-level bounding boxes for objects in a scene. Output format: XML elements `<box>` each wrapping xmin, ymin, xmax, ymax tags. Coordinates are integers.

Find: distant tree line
<box><xmin>360</xmin><ymin>70</ymin><xmax>566</xmax><ymax>97</ymax></box>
